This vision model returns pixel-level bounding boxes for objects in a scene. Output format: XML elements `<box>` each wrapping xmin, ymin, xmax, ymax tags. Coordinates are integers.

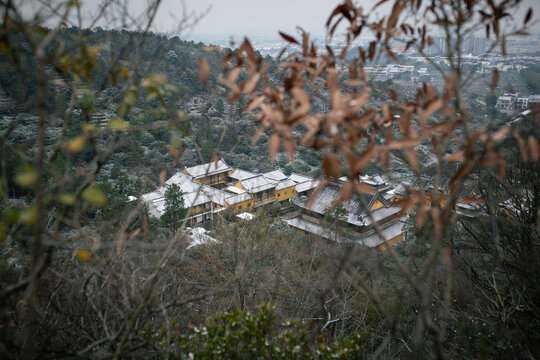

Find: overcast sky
<box><xmin>21</xmin><ymin>0</ymin><xmax>540</xmax><ymax>40</ymax></box>
<box><xmin>137</xmin><ymin>0</ymin><xmax>540</xmax><ymax>39</ymax></box>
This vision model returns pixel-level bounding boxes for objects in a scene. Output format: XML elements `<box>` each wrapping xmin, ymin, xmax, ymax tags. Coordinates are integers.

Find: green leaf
<box><xmin>108</xmin><ymin>118</ymin><xmax>130</xmax><ymax>131</ymax></box>
<box><xmin>59</xmin><ymin>193</ymin><xmax>76</xmax><ymax>206</ymax></box>
<box><xmin>14</xmin><ymin>169</ymin><xmax>37</xmax><ymax>188</ymax></box>
<box><xmin>67</xmin><ymin>136</ymin><xmax>86</xmax><ymax>152</ymax></box>
<box><xmin>19</xmin><ymin>207</ymin><xmax>37</xmax><ymax>225</ymax></box>
<box><xmin>82</xmin><ymin>187</ymin><xmax>107</xmax><ymax>206</ymax></box>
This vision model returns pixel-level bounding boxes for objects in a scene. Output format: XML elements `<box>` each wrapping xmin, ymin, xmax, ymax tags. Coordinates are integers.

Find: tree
<box><xmin>161</xmin><ymin>184</ymin><xmax>187</xmax><ymax>232</ymax></box>
<box><xmin>1</xmin><ymin>0</ymin><xmax>538</xmax><ymax>358</ymax></box>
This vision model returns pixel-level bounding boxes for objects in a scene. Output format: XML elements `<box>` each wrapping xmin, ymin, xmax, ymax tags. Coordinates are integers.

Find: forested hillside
<box><xmin>1</xmin><ymin>0</ymin><xmax>539</xmax><ymax>359</ymax></box>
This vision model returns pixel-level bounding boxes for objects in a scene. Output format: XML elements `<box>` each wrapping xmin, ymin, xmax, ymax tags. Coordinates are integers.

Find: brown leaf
<box><xmin>159</xmin><ymin>169</ymin><xmax>167</xmax><ymax>186</ymax></box>
<box><xmin>368</xmin><ymin>41</ymin><xmax>376</xmax><ymax>62</ymax></box>
<box><xmin>142</xmin><ymin>217</ymin><xmax>151</xmax><ymax>239</ymax></box>
<box><xmin>337</xmin><ymin>180</ymin><xmax>354</xmax><ymax>202</ymax></box>
<box><xmin>446</xmin><ymin>150</ymin><xmax>465</xmax><ymax>162</ymax></box>
<box><xmin>353</xmin><ymin>142</ymin><xmax>377</xmax><ymax>173</ymax></box>
<box><xmin>269</xmin><ymin>133</ymin><xmax>280</xmax><ymax>162</ymax></box>
<box><xmin>513</xmin><ymin>129</ymin><xmax>528</xmax><ymax>161</ymax></box>
<box><xmin>247</xmin><ymin>95</ymin><xmax>266</xmax><ymax>111</ymax></box>
<box><xmin>492</xmin><ymin>126</ymin><xmax>509</xmax><ymax>142</ymax></box>
<box><xmin>524</xmin><ymin>8</ymin><xmax>533</xmax><ymax>24</ymax></box>
<box><xmin>129</xmin><ymin>228</ymin><xmax>141</xmax><ymax>240</ymax></box>
<box><xmin>252</xmin><ymin>126</ymin><xmax>266</xmax><ymax>145</ymax></box>
<box><xmin>198</xmin><ymin>56</ymin><xmax>210</xmax><ymax>87</ymax></box>
<box><xmin>279</xmin><ymin>31</ymin><xmax>299</xmax><ymax>44</ymax></box>
<box><xmin>490</xmin><ymin>69</ymin><xmax>499</xmax><ymax>92</ymax></box>
<box><xmin>355</xmin><ymin>182</ymin><xmax>376</xmax><ymax>194</ymax></box>
<box><xmin>389</xmin><ymin>88</ymin><xmax>397</xmax><ymax>101</ymax></box>
<box><xmin>116</xmin><ymin>229</ymin><xmax>129</xmax><ymax>253</ymax></box>
<box><xmin>242</xmin><ymin>73</ymin><xmax>260</xmax><ymax>95</ymax></box>
<box><xmin>416</xmin><ymin>205</ymin><xmax>429</xmax><ymax>228</ymax></box>
<box><xmin>306</xmin><ymin>180</ymin><xmax>327</xmax><ymax>210</ymax></box>
<box><xmin>406</xmin><ymin>148</ymin><xmax>419</xmax><ymax>172</ymax></box>
<box><xmin>529</xmin><ymin>135</ymin><xmax>539</xmax><ymax>162</ymax></box>
<box><xmin>322</xmin><ymin>152</ymin><xmax>342</xmax><ymax>178</ymax></box>
<box><xmin>442</xmin><ymin>244</ymin><xmax>452</xmax><ymax>265</ymax></box>
<box><xmin>283</xmin><ymin>132</ymin><xmax>295</xmax><ymax>161</ymax></box>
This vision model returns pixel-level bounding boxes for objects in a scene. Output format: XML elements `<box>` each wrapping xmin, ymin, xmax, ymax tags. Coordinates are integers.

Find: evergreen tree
<box><xmin>161</xmin><ymin>184</ymin><xmax>187</xmax><ymax>232</ymax></box>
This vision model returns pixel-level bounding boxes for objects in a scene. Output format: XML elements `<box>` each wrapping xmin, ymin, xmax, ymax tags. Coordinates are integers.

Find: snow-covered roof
<box><xmin>141</xmin><ymin>190</ymin><xmax>164</xmax><ymax>203</ymax></box>
<box><xmin>236</xmin><ymin>212</ymin><xmax>255</xmax><ymax>221</ymax></box>
<box><xmin>283</xmin><ymin>216</ymin><xmax>404</xmax><ymax>247</ymax></box>
<box><xmin>228</xmin><ymin>168</ymin><xmax>256</xmax><ymax>181</ymax></box>
<box><xmin>202</xmin><ymin>186</ymin><xmax>228</xmax><ymax>206</ymax></box>
<box><xmin>225</xmin><ymin>192</ymin><xmax>252</xmax><ymax>205</ymax></box>
<box><xmin>263</xmin><ymin>169</ymin><xmax>287</xmax><ymax>181</ymax></box>
<box><xmin>224</xmin><ymin>186</ymin><xmax>246</xmax><ymax>195</ymax></box>
<box><xmin>295</xmin><ymin>179</ymin><xmax>320</xmax><ymax>193</ymax></box>
<box><xmin>183</xmin><ymin>191</ymin><xmax>212</xmax><ymax>207</ymax></box>
<box><xmin>240</xmin><ymin>175</ymin><xmax>277</xmax><ymax>193</ymax></box>
<box><xmin>164</xmin><ymin>172</ymin><xmax>201</xmax><ymax>193</ymax></box>
<box><xmin>184</xmin><ymin>159</ymin><xmax>232</xmax><ymax>179</ymax></box>
<box><xmin>359</xmin><ymin>220</ymin><xmax>404</xmax><ymax>247</ymax></box>
<box><xmin>292</xmin><ymin>182</ymin><xmax>396</xmax><ymax>227</ymax></box>
<box><xmin>289</xmin><ymin>173</ymin><xmax>313</xmax><ymax>184</ymax></box>
<box><xmin>276</xmin><ymin>179</ymin><xmax>296</xmax><ymax>191</ymax></box>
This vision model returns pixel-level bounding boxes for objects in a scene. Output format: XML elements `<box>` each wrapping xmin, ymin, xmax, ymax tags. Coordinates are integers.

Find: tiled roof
<box><xmin>225</xmin><ymin>192</ymin><xmax>252</xmax><ymax>205</ymax></box>
<box><xmin>183</xmin><ymin>191</ymin><xmax>212</xmax><ymax>207</ymax></box>
<box><xmin>164</xmin><ymin>172</ymin><xmax>201</xmax><ymax>193</ymax></box>
<box><xmin>141</xmin><ymin>190</ymin><xmax>164</xmax><ymax>203</ymax></box>
<box><xmin>228</xmin><ymin>168</ymin><xmax>256</xmax><ymax>181</ymax></box>
<box><xmin>263</xmin><ymin>169</ymin><xmax>287</xmax><ymax>181</ymax></box>
<box><xmin>184</xmin><ymin>159</ymin><xmax>232</xmax><ymax>179</ymax></box>
<box><xmin>359</xmin><ymin>220</ymin><xmax>405</xmax><ymax>247</ymax></box>
<box><xmin>293</xmin><ymin>182</ymin><xmax>379</xmax><ymax>226</ymax></box>
<box><xmin>224</xmin><ymin>185</ymin><xmax>247</xmax><ymax>194</ymax></box>
<box><xmin>201</xmin><ymin>186</ymin><xmax>228</xmax><ymax>206</ymax></box>
<box><xmin>289</xmin><ymin>173</ymin><xmax>313</xmax><ymax>184</ymax></box>
<box><xmin>276</xmin><ymin>179</ymin><xmax>296</xmax><ymax>190</ymax></box>
<box><xmin>295</xmin><ymin>179</ymin><xmax>320</xmax><ymax>193</ymax></box>
<box><xmin>240</xmin><ymin>174</ymin><xmax>277</xmax><ymax>193</ymax></box>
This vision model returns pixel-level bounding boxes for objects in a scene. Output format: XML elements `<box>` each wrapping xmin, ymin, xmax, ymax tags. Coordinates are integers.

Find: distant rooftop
<box><xmin>184</xmin><ymin>159</ymin><xmax>232</xmax><ymax>179</ymax></box>
<box><xmin>228</xmin><ymin>168</ymin><xmax>256</xmax><ymax>181</ymax></box>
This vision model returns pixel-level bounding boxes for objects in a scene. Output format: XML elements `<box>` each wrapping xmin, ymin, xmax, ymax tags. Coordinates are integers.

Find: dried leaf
<box><xmin>306</xmin><ymin>180</ymin><xmax>327</xmax><ymax>209</ymax></box>
<box><xmin>142</xmin><ymin>217</ymin><xmax>151</xmax><ymax>239</ymax></box>
<box><xmin>269</xmin><ymin>133</ymin><xmax>280</xmax><ymax>162</ymax></box>
<box><xmin>117</xmin><ymin>229</ymin><xmax>128</xmax><ymax>253</ymax></box>
<box><xmin>389</xmin><ymin>88</ymin><xmax>397</xmax><ymax>101</ymax></box>
<box><xmin>247</xmin><ymin>95</ymin><xmax>266</xmax><ymax>111</ymax></box>
<box><xmin>337</xmin><ymin>180</ymin><xmax>354</xmax><ymax>202</ymax></box>
<box><xmin>524</xmin><ymin>8</ymin><xmax>533</xmax><ymax>24</ymax></box>
<box><xmin>442</xmin><ymin>244</ymin><xmax>452</xmax><ymax>265</ymax></box>
<box><xmin>492</xmin><ymin>126</ymin><xmax>509</xmax><ymax>142</ymax></box>
<box><xmin>446</xmin><ymin>150</ymin><xmax>464</xmax><ymax>162</ymax></box>
<box><xmin>513</xmin><ymin>129</ymin><xmax>528</xmax><ymax>161</ymax></box>
<box><xmin>159</xmin><ymin>169</ymin><xmax>167</xmax><ymax>186</ymax></box>
<box><xmin>198</xmin><ymin>56</ymin><xmax>210</xmax><ymax>87</ymax></box>
<box><xmin>322</xmin><ymin>152</ymin><xmax>342</xmax><ymax>178</ymax></box>
<box><xmin>279</xmin><ymin>31</ymin><xmax>299</xmax><ymax>44</ymax></box>
<box><xmin>353</xmin><ymin>142</ymin><xmax>377</xmax><ymax>173</ymax></box>
<box><xmin>490</xmin><ymin>69</ymin><xmax>499</xmax><ymax>92</ymax></box>
<box><xmin>528</xmin><ymin>135</ymin><xmax>539</xmax><ymax>162</ymax></box>
<box><xmin>356</xmin><ymin>182</ymin><xmax>376</xmax><ymax>194</ymax></box>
